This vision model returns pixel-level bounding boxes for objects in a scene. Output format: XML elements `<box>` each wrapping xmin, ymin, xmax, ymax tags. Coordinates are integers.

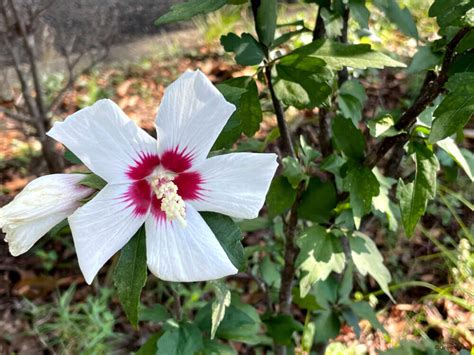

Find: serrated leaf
<box><xmin>79</xmin><ymin>173</ymin><xmax>107</xmax><ymax>190</ymax></box>
<box><xmin>344</xmin><ymin>164</ymin><xmax>380</xmax><ymax>229</ymax></box>
<box><xmin>332</xmin><ymin>115</ymin><xmax>365</xmax><ymax>160</ymax></box>
<box><xmin>397</xmin><ymin>142</ymin><xmax>439</xmax><ymax>237</ymax></box>
<box><xmin>201</xmin><ymin>212</ymin><xmax>246</xmax><ymax>271</ymax></box>
<box><xmin>373</xmin><ymin>0</ymin><xmax>418</xmax><ymax>38</ymax></box>
<box><xmin>368</xmin><ymin>115</ymin><xmax>400</xmax><ymax>138</ymax></box>
<box><xmin>297</xmin><ymin>178</ymin><xmax>337</xmax><ymax>223</ymax></box>
<box><xmin>220</xmin><ymin>33</ymin><xmax>265</xmax><ymax>65</ymax></box>
<box><xmin>157</xmin><ymin>322</ymin><xmax>204</xmax><ymax>355</ymax></box>
<box><xmin>215</xmin><ymin>77</ymin><xmax>262</xmax><ymax>149</ymax></box>
<box><xmin>428</xmin><ymin>0</ymin><xmax>474</xmax><ymax>28</ymax></box>
<box><xmin>437</xmin><ymin>137</ymin><xmax>473</xmax><ymax>181</ymax></box>
<box><xmin>266</xmin><ymin>176</ymin><xmax>297</xmax><ymax>217</ymax></box>
<box><xmin>253</xmin><ymin>0</ymin><xmax>277</xmax><ymax>47</ymax></box>
<box><xmin>350</xmin><ymin>232</ymin><xmax>393</xmax><ymax>300</ymax></box>
<box><xmin>211</xmin><ymin>282</ymin><xmax>231</xmax><ymax>339</ymax></box>
<box><xmin>296</xmin><ymin>226</ymin><xmax>345</xmax><ymax>297</ymax></box>
<box><xmin>429</xmin><ymin>73</ymin><xmax>474</xmax><ymax>143</ymax></box>
<box><xmin>155</xmin><ymin>0</ymin><xmax>227</xmax><ymax>25</ymax></box>
<box><xmin>289</xmin><ymin>39</ymin><xmax>406</xmax><ymax>70</ymax></box>
<box><xmin>260</xmin><ymin>255</ymin><xmax>281</xmax><ymax>288</ymax></box>
<box><xmin>195</xmin><ymin>298</ymin><xmax>264</xmax><ymax>345</ymax></box>
<box><xmin>273</xmin><ymin>56</ymin><xmax>332</xmax><ymax>109</ymax></box>
<box><xmin>338</xmin><ymin>80</ymin><xmax>367</xmax><ymax>125</ymax></box>
<box><xmin>113</xmin><ymin>227</ymin><xmax>148</xmax><ymax>328</ymax></box>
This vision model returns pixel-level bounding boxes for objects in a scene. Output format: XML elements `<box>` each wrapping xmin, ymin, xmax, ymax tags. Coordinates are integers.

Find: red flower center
<box><xmin>123</xmin><ymin>148</ymin><xmax>203</xmax><ymax>219</ymax></box>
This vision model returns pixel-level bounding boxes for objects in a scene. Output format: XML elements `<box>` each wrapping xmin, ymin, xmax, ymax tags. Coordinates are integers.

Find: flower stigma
<box><xmin>151</xmin><ymin>171</ymin><xmax>187</xmax><ymax>227</ymax></box>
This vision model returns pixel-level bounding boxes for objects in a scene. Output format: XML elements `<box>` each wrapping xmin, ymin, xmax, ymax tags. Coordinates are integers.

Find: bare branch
<box><xmin>0</xmin><ymin>106</ymin><xmax>33</xmax><ymax>123</ymax></box>
<box><xmin>8</xmin><ymin>0</ymin><xmax>47</xmax><ymax>119</ymax></box>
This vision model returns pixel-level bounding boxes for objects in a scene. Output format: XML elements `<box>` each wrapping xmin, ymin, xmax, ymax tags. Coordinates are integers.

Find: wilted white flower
<box><xmin>0</xmin><ymin>174</ymin><xmax>92</xmax><ymax>256</ymax></box>
<box><xmin>47</xmin><ymin>70</ymin><xmax>278</xmax><ymax>284</ymax></box>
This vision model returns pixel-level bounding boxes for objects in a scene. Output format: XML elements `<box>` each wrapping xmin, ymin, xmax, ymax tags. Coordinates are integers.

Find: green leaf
<box><xmin>332</xmin><ymin>115</ymin><xmax>365</xmax><ymax>160</ymax></box>
<box><xmin>139</xmin><ymin>304</ymin><xmax>170</xmax><ymax>323</ymax></box>
<box><xmin>313</xmin><ymin>276</ymin><xmax>339</xmax><ymax>309</ymax></box>
<box><xmin>79</xmin><ymin>173</ymin><xmax>107</xmax><ymax>190</ymax></box>
<box><xmin>437</xmin><ymin>137</ymin><xmax>473</xmax><ymax>181</ymax></box>
<box><xmin>220</xmin><ymin>33</ymin><xmax>265</xmax><ymax>65</ymax></box>
<box><xmin>272</xmin><ymin>28</ymin><xmax>308</xmax><ymax>48</ymax></box>
<box><xmin>291</xmin><ymin>287</ymin><xmax>320</xmax><ymax>310</ymax></box>
<box><xmin>314</xmin><ymin>309</ymin><xmax>340</xmax><ymax>343</ymax></box>
<box><xmin>195</xmin><ymin>298</ymin><xmax>264</xmax><ymax>345</ymax></box>
<box><xmin>253</xmin><ymin>0</ymin><xmax>277</xmax><ymax>47</ymax></box>
<box><xmin>260</xmin><ymin>255</ymin><xmax>281</xmax><ymax>288</ymax></box>
<box><xmin>215</xmin><ymin>77</ymin><xmax>262</xmax><ymax>149</ymax></box>
<box><xmin>263</xmin><ymin>314</ymin><xmax>304</xmax><ymax>346</ymax></box>
<box><xmin>397</xmin><ymin>142</ymin><xmax>439</xmax><ymax>237</ymax></box>
<box><xmin>301</xmin><ymin>321</ymin><xmax>316</xmax><ymax>352</ymax></box>
<box><xmin>273</xmin><ymin>56</ymin><xmax>332</xmax><ymax>109</ymax></box>
<box><xmin>64</xmin><ymin>149</ymin><xmax>82</xmax><ymax>164</ymax></box>
<box><xmin>407</xmin><ymin>46</ymin><xmax>441</xmax><ymax>74</ymax></box>
<box><xmin>157</xmin><ymin>322</ymin><xmax>204</xmax><ymax>355</ymax></box>
<box><xmin>373</xmin><ymin>0</ymin><xmax>418</xmax><ymax>39</ymax></box>
<box><xmin>350</xmin><ymin>232</ymin><xmax>393</xmax><ymax>300</ymax></box>
<box><xmin>349</xmin><ymin>301</ymin><xmax>385</xmax><ymax>331</ymax></box>
<box><xmin>428</xmin><ymin>0</ymin><xmax>474</xmax><ymax>28</ymax></box>
<box><xmin>200</xmin><ymin>339</ymin><xmax>237</xmax><ymax>355</ymax></box>
<box><xmin>297</xmin><ymin>178</ymin><xmax>337</xmax><ymax>223</ymax></box>
<box><xmin>337</xmin><ymin>79</ymin><xmax>367</xmax><ymax>125</ymax></box>
<box><xmin>367</xmin><ymin>115</ymin><xmax>400</xmax><ymax>138</ymax></box>
<box><xmin>429</xmin><ymin>73</ymin><xmax>474</xmax><ymax>143</ymax></box>
<box><xmin>372</xmin><ymin>168</ymin><xmax>398</xmax><ymax>232</ymax></box>
<box><xmin>211</xmin><ymin>282</ymin><xmax>231</xmax><ymax>339</ymax></box>
<box><xmin>343</xmin><ymin>164</ymin><xmax>380</xmax><ymax>229</ymax></box>
<box><xmin>136</xmin><ymin>333</ymin><xmax>160</xmax><ymax>355</ymax></box>
<box><xmin>282</xmin><ymin>156</ymin><xmax>308</xmax><ymax>188</ymax></box>
<box><xmin>213</xmin><ymin>76</ymin><xmax>262</xmax><ymax>150</ymax></box>
<box><xmin>113</xmin><ymin>227</ymin><xmax>148</xmax><ymax>328</ymax></box>
<box><xmin>349</xmin><ymin>0</ymin><xmax>370</xmax><ymax>29</ymax></box>
<box><xmin>289</xmin><ymin>39</ymin><xmax>406</xmax><ymax>70</ymax></box>
<box><xmin>266</xmin><ymin>176</ymin><xmax>297</xmax><ymax>217</ymax></box>
<box><xmin>296</xmin><ymin>226</ymin><xmax>345</xmax><ymax>297</ymax></box>
<box><xmin>338</xmin><ymin>262</ymin><xmax>354</xmax><ymax>303</ymax></box>
<box><xmin>155</xmin><ymin>0</ymin><xmax>227</xmax><ymax>25</ymax></box>
<box><xmin>201</xmin><ymin>212</ymin><xmax>246</xmax><ymax>271</ymax></box>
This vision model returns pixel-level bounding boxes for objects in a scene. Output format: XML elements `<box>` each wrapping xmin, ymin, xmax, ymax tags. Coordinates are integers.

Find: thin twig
<box><xmin>0</xmin><ymin>106</ymin><xmax>33</xmax><ymax>123</ymax></box>
<box><xmin>365</xmin><ymin>26</ymin><xmax>470</xmax><ymax>168</ymax></box>
<box><xmin>264</xmin><ymin>65</ymin><xmax>296</xmax><ymax>157</ymax></box>
<box><xmin>9</xmin><ymin>0</ymin><xmax>47</xmax><ymax>120</ymax></box>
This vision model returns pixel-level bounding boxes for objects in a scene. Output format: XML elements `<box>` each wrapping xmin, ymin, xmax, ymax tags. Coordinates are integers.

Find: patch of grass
<box><xmin>25</xmin><ymin>286</ymin><xmax>122</xmax><ymax>354</ymax></box>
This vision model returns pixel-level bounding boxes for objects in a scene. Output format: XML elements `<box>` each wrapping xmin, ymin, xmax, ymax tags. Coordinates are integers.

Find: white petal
<box><xmin>69</xmin><ymin>183</ymin><xmax>147</xmax><ymax>284</ymax></box>
<box><xmin>0</xmin><ymin>174</ymin><xmax>92</xmax><ymax>256</ymax></box>
<box><xmin>190</xmin><ymin>153</ymin><xmax>278</xmax><ymax>219</ymax></box>
<box><xmin>47</xmin><ymin>99</ymin><xmax>157</xmax><ymax>183</ymax></box>
<box><xmin>155</xmin><ymin>70</ymin><xmax>235</xmax><ymax>165</ymax></box>
<box><xmin>145</xmin><ymin>204</ymin><xmax>237</xmax><ymax>282</ymax></box>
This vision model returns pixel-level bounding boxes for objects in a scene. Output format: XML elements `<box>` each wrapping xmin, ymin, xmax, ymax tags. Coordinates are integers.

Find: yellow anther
<box><xmin>152</xmin><ymin>175</ymin><xmax>187</xmax><ymax>227</ymax></box>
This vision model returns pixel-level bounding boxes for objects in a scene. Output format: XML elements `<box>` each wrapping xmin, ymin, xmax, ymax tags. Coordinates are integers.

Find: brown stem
<box><xmin>364</xmin><ymin>26</ymin><xmax>470</xmax><ymax>168</ymax></box>
<box><xmin>9</xmin><ymin>0</ymin><xmax>46</xmax><ymax>120</ymax></box>
<box><xmin>264</xmin><ymin>65</ymin><xmax>296</xmax><ymax>157</ymax></box>
<box><xmin>337</xmin><ymin>6</ymin><xmax>350</xmax><ymax>86</ymax></box>
<box><xmin>278</xmin><ymin>184</ymin><xmax>304</xmax><ymax>315</ymax></box>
